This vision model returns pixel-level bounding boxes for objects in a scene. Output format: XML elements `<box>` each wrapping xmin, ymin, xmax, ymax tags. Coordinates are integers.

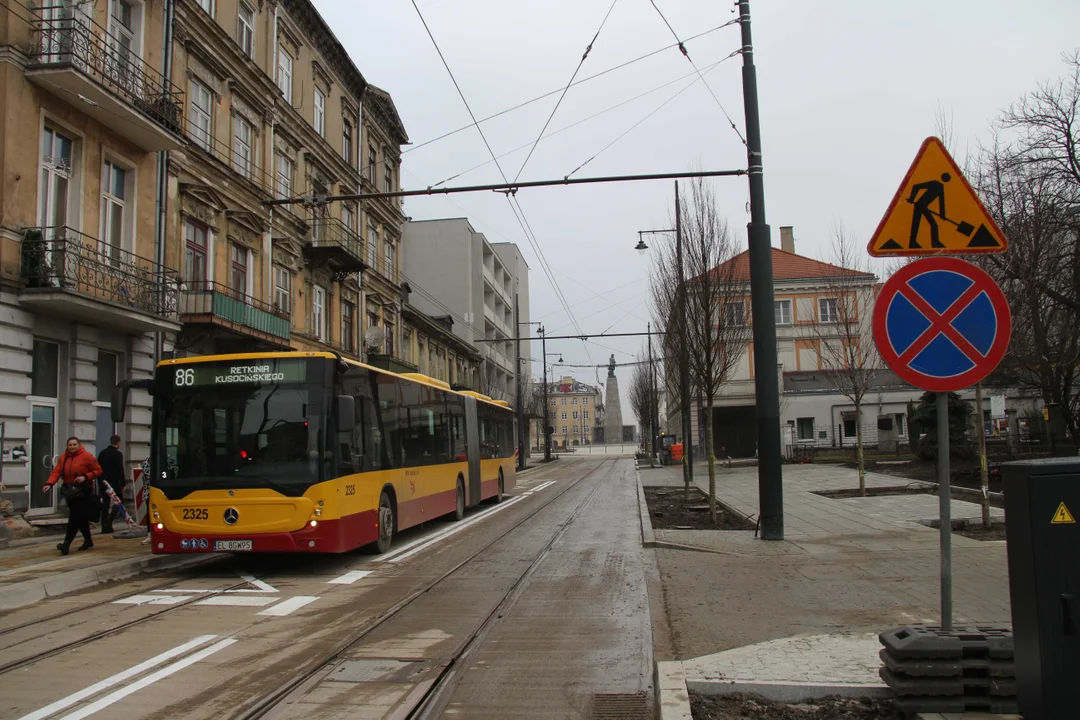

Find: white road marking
<box><xmin>112</xmin><ymin>594</ymin><xmax>191</xmax><ymax>606</ymax></box>
<box><xmin>377</xmin><ymin>498</ymin><xmax>518</xmax><ymax>562</ymax></box>
<box><xmin>58</xmin><ymin>638</ymin><xmax>237</xmax><ymax>720</ymax></box>
<box><xmin>258</xmin><ymin>596</ymin><xmax>319</xmax><ymax>616</ymax></box>
<box><xmin>388</xmin><ymin>495</ymin><xmax>526</xmax><ymax>564</ymax></box>
<box><xmin>523</xmin><ymin>480</ymin><xmax>555</xmax><ymax>494</ymax></box>
<box><xmin>18</xmin><ymin>635</ymin><xmax>218</xmax><ymax>720</ymax></box>
<box><xmin>328</xmin><ymin>570</ymin><xmax>374</xmax><ymax>585</ymax></box>
<box><xmin>151</xmin><ymin>589</ymin><xmax>213</xmax><ymax>594</ymax></box>
<box><xmin>195</xmin><ymin>595</ymin><xmax>277</xmax><ymax>607</ymax></box>
<box><xmin>238</xmin><ymin>573</ymin><xmax>278</xmax><ymax>592</ymax></box>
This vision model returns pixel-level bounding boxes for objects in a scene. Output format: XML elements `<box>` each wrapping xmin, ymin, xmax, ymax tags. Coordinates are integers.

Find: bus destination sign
<box><xmin>172</xmin><ymin>359</ymin><xmax>308</xmax><ymax>387</ymax></box>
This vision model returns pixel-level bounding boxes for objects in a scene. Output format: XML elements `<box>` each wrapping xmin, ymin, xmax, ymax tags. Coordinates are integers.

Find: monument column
<box><xmin>603</xmin><ymin>355</ymin><xmax>624</xmax><ymax>445</ymax></box>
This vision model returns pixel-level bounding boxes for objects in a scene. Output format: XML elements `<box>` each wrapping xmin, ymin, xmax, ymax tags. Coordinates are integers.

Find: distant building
<box><xmin>399</xmin><ymin>305</ymin><xmax>482</xmax><ymax>389</ymax></box>
<box><xmin>402</xmin><ymin>218</ymin><xmax>530</xmax><ymax>404</ymax></box>
<box><xmin>531</xmin><ymin>376</ymin><xmax>601</xmax><ymax>449</ymax></box>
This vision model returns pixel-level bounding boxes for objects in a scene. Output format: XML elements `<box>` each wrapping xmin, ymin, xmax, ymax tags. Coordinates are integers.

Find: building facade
<box><xmin>531</xmin><ymin>375</ymin><xmax>601</xmax><ymax>449</ymax></box>
<box><xmin>400</xmin><ymin>303</ymin><xmax>482</xmax><ymax>389</ymax></box>
<box><xmin>0</xmin><ymin>0</ymin><xmax>408</xmax><ymax>513</ymax></box>
<box><xmin>401</xmin><ymin>218</ymin><xmax>529</xmax><ymax>403</ymax></box>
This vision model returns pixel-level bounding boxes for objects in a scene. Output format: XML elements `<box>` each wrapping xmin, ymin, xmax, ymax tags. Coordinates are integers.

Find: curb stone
<box><xmin>0</xmin><ymin>552</ymin><xmax>219</xmax><ymax>611</ymax></box>
<box><xmin>656</xmin><ymin>661</ymin><xmax>693</xmax><ymax>720</ymax></box>
<box><xmin>635</xmin><ymin>468</ymin><xmax>655</xmax><ymax>547</ymax></box>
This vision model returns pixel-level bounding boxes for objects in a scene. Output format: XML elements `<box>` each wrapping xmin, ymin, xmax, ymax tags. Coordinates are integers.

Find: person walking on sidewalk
<box><xmin>44</xmin><ymin>437</ymin><xmax>104</xmax><ymax>555</ymax></box>
<box><xmin>96</xmin><ymin>435</ymin><xmax>125</xmax><ymax>534</ymax></box>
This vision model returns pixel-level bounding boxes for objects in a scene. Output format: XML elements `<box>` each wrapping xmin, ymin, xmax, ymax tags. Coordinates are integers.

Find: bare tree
<box><xmin>629</xmin><ymin>348</ymin><xmax>661</xmax><ymax>465</ymax></box>
<box><xmin>650</xmin><ymin>178</ymin><xmax>752</xmax><ymax>522</ymax></box>
<box><xmin>799</xmin><ymin>224</ymin><xmax>880</xmax><ymax>495</ymax></box>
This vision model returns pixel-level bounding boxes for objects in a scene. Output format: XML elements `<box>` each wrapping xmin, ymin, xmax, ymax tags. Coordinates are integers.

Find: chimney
<box><xmin>779</xmin><ymin>226</ymin><xmax>795</xmax><ymax>254</ymax></box>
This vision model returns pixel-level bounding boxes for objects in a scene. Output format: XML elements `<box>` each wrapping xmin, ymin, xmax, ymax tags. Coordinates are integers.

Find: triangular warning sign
<box><xmin>868</xmin><ymin>137</ymin><xmax>1008</xmax><ymax>257</ymax></box>
<box><xmin>1051</xmin><ymin>502</ymin><xmax>1076</xmax><ymax>524</ymax></box>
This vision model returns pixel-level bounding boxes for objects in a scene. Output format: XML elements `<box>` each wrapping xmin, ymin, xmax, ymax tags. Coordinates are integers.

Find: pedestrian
<box><xmin>44</xmin><ymin>436</ymin><xmax>104</xmax><ymax>555</ymax></box>
<box><xmin>96</xmin><ymin>434</ymin><xmax>126</xmax><ymax>534</ymax></box>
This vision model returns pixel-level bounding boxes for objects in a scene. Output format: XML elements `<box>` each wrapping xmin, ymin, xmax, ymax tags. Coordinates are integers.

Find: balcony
<box><xmin>19</xmin><ymin>227</ymin><xmax>181</xmax><ymax>333</ymax></box>
<box><xmin>179</xmin><ymin>281</ymin><xmax>291</xmax><ymax>347</ymax></box>
<box><xmin>26</xmin><ymin>7</ymin><xmax>184</xmax><ymax>151</ymax></box>
<box><xmin>304</xmin><ymin>217</ymin><xmax>366</xmax><ymax>274</ymax></box>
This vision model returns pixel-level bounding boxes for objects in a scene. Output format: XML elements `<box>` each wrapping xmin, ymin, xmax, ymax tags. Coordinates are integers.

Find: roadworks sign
<box><xmin>1051</xmin><ymin>502</ymin><xmax>1075</xmax><ymax>524</ymax></box>
<box><xmin>868</xmin><ymin>137</ymin><xmax>1008</xmax><ymax>257</ymax></box>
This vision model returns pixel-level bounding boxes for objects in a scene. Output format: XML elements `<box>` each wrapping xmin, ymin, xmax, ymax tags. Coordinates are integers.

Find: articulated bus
<box><xmin>112</xmin><ymin>352</ymin><xmax>516</xmax><ymax>554</ymax></box>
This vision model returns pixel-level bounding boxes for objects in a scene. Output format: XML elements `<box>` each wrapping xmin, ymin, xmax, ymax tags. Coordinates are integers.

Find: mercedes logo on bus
<box><xmin>223</xmin><ymin>508</ymin><xmax>239</xmax><ymax>525</ymax></box>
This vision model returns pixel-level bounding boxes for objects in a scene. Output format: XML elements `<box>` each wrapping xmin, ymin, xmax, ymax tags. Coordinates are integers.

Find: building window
<box><xmin>583</xmin><ymin>410</ymin><xmax>589</xmax><ymax>420</ymax></box>
<box><xmin>230</xmin><ymin>244</ymin><xmax>248</xmax><ymax>298</ymax></box>
<box><xmin>108</xmin><ymin>1</ymin><xmax>137</xmax><ymax>82</ymax></box>
<box><xmin>572</xmin><ymin>398</ymin><xmax>578</xmax><ymax>405</ymax></box>
<box><xmin>562</xmin><ymin>426</ymin><xmax>568</xmax><ymax>435</ymax></box>
<box><xmin>572</xmin><ymin>411</ymin><xmax>578</xmax><ymax>419</ymax></box>
<box><xmin>368</xmin><ymin>224</ymin><xmax>378</xmax><ymax>268</ymax></box>
<box><xmin>384</xmin><ymin>162</ymin><xmax>393</xmax><ymax>193</ymax></box>
<box><xmin>843</xmin><ymin>415</ymin><xmax>857</xmax><ymax>438</ymax></box>
<box><xmin>796</xmin><ymin>417</ymin><xmax>814</xmax><ymax>440</ymax></box>
<box><xmin>774</xmin><ymin>299</ymin><xmax>792</xmax><ymax>325</ymax></box>
<box><xmin>195</xmin><ymin>0</ymin><xmax>212</xmax><ymax>16</ymax></box>
<box><xmin>189</xmin><ymin>81</ymin><xmax>212</xmax><ymax>151</ymax></box>
<box><xmin>342</xmin><ymin>204</ymin><xmax>354</xmax><ymax>232</ymax></box>
<box><xmin>101</xmin><ymin>160</ymin><xmax>127</xmax><ymax>262</ymax></box>
<box><xmin>343</xmin><ymin>119</ymin><xmax>353</xmax><ymax>165</ymax></box>
<box><xmin>277</xmin><ymin>48</ymin><xmax>292</xmax><ymax>101</ymax></box>
<box><xmin>273</xmin><ymin>265</ymin><xmax>291</xmax><ymax>313</ymax></box>
<box><xmin>237</xmin><ymin>2</ymin><xmax>255</xmax><ymax>57</ymax></box>
<box><xmin>313</xmin><ymin>88</ymin><xmax>326</xmax><ymax>136</ymax></box>
<box><xmin>233</xmin><ymin>115</ymin><xmax>254</xmax><ymax>178</ymax></box>
<box><xmin>402</xmin><ymin>328</ymin><xmax>412</xmax><ymax>362</ymax></box>
<box><xmin>275</xmin><ymin>153</ymin><xmax>292</xmax><ymax>199</ymax></box>
<box><xmin>312</xmin><ymin>285</ymin><xmax>327</xmax><ymax>341</ymax></box>
<box><xmin>819</xmin><ymin>298</ymin><xmax>839</xmax><ymax>323</ymax></box>
<box><xmin>384</xmin><ymin>241</ymin><xmax>394</xmax><ymax>280</ymax></box>
<box><xmin>550</xmin><ymin>400</ymin><xmax>556</xmax><ymax>407</ymax></box>
<box><xmin>367</xmin><ymin>145</ymin><xmax>376</xmax><ymax>184</ymax></box>
<box><xmin>583</xmin><ymin>397</ymin><xmax>589</xmax><ymax>405</ymax></box>
<box><xmin>31</xmin><ymin>339</ymin><xmax>60</xmax><ymax>398</ymax></box>
<box><xmin>341</xmin><ymin>300</ymin><xmax>355</xmax><ymax>353</ymax></box>
<box><xmin>561</xmin><ymin>412</ymin><xmax>567</xmax><ymax>420</ymax></box>
<box><xmin>725</xmin><ymin>302</ymin><xmax>746</xmax><ymax>326</ymax></box>
<box><xmin>385</xmin><ymin>321</ymin><xmax>395</xmax><ymax>357</ymax></box>
<box><xmin>183</xmin><ymin>221</ymin><xmax>208</xmax><ymax>283</ymax></box>
<box><xmin>40</xmin><ymin>126</ymin><xmax>73</xmax><ymax>229</ymax></box>
<box><xmin>894</xmin><ymin>413</ymin><xmax>906</xmax><ymax>436</ymax></box>
<box><xmin>560</xmin><ymin>397</ymin><xmax>566</xmax><ymax>406</ymax></box>
<box><xmin>96</xmin><ymin>350</ymin><xmax>118</xmax><ymax>403</ymax></box>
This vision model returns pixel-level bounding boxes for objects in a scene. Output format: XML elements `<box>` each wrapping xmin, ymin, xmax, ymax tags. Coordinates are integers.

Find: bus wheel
<box><xmin>494</xmin><ymin>469</ymin><xmax>505</xmax><ymax>503</ymax></box>
<box><xmin>454</xmin><ymin>478</ymin><xmax>465</xmax><ymax>521</ymax></box>
<box><xmin>376</xmin><ymin>490</ymin><xmax>394</xmax><ymax>553</ymax></box>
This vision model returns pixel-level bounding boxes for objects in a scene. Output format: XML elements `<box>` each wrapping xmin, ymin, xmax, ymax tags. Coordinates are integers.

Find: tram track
<box><xmin>234</xmin><ymin>457</ymin><xmax>615</xmax><ymax>720</ymax></box>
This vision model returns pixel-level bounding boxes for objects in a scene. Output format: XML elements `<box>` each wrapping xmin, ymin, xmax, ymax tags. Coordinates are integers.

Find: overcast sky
<box><xmin>314</xmin><ymin>0</ymin><xmax>1080</xmax><ymax>429</ymax></box>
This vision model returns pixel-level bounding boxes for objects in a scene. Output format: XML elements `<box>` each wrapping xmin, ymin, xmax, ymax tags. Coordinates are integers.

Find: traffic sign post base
<box><xmin>937</xmin><ymin>391</ymin><xmax>953</xmax><ymax>631</ymax></box>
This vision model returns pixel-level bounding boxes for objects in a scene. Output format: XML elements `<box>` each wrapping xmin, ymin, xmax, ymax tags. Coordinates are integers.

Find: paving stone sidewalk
<box><xmin>644</xmin><ymin>462</ymin><xmax>1013</xmax><ymax>714</ymax></box>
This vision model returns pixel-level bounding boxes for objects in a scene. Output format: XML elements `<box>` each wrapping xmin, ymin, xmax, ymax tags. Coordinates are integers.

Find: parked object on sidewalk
<box><xmin>45</xmin><ymin>437</ymin><xmax>104</xmax><ymax>554</ymax></box>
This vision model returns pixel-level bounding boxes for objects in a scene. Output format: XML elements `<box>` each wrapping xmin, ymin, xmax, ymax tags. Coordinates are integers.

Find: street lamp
<box><xmin>636</xmin><ymin>181</ymin><xmax>693</xmax><ymax>484</ymax></box>
<box><xmin>538</xmin><ymin>325</ymin><xmax>563</xmax><ymax>462</ymax></box>
<box><xmin>516</xmin><ymin>319</ymin><xmax>542</xmax><ymax>471</ymax></box>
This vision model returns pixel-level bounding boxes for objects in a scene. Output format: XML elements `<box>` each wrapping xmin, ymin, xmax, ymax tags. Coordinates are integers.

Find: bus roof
<box><xmin>159</xmin><ymin>352</ymin><xmax>512</xmax><ymax>411</ymax></box>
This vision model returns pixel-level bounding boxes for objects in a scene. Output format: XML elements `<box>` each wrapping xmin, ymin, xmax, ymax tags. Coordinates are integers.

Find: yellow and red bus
<box><xmin>113</xmin><ymin>352</ymin><xmax>516</xmax><ymax>554</ymax></box>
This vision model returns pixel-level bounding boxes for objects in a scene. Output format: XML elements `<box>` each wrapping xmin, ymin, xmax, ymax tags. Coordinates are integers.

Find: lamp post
<box><xmin>636</xmin><ymin>181</ymin><xmax>692</xmax><ymax>484</ymax></box>
<box><xmin>517</xmin><ymin>319</ymin><xmax>541</xmax><ymax>471</ymax></box>
<box><xmin>538</xmin><ymin>325</ymin><xmax>562</xmax><ymax>461</ymax></box>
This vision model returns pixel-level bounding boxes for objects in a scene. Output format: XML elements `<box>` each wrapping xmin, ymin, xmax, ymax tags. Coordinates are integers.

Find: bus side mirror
<box><xmin>337</xmin><ymin>395</ymin><xmax>355</xmax><ymax>433</ymax></box>
<box><xmin>112</xmin><ymin>379</ymin><xmax>153</xmax><ymax>424</ymax></box>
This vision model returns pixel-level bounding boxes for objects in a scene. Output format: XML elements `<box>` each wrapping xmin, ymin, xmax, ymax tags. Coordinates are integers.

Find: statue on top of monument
<box><xmin>607</xmin><ymin>354</ymin><xmax>617</xmax><ymax>379</ymax></box>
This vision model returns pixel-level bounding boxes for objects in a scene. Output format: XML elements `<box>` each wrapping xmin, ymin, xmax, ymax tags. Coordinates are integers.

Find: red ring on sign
<box><xmin>872</xmin><ymin>257</ymin><xmax>1011</xmax><ymax>393</ymax></box>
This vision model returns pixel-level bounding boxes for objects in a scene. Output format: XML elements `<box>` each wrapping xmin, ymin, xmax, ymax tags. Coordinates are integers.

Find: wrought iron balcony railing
<box><xmin>21</xmin><ymin>227</ymin><xmax>180</xmax><ymax>318</ymax></box>
<box><xmin>306</xmin><ymin>216</ymin><xmax>366</xmax><ymax>272</ymax></box>
<box><xmin>29</xmin><ymin>6</ymin><xmax>183</xmax><ymax>132</ymax></box>
<box><xmin>180</xmin><ymin>281</ymin><xmax>291</xmax><ymax>341</ymax></box>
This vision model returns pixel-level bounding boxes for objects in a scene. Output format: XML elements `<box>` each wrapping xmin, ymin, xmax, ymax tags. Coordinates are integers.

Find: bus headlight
<box><xmin>309</xmin><ymin>520</ymin><xmax>318</xmax><ymax>528</ymax></box>
<box><xmin>156</xmin><ymin>523</ymin><xmax>164</xmax><ymax>531</ymax></box>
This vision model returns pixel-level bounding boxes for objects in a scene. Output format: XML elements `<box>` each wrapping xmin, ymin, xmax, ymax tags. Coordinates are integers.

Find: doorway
<box><xmin>28</xmin><ymin>403</ymin><xmax>58</xmax><ymax>515</ymax></box>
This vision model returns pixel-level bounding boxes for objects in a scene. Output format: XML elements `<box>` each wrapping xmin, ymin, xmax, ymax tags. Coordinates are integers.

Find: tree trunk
<box><xmin>855</xmin><ymin>404</ymin><xmax>866</xmax><ymax>497</ymax></box>
<box><xmin>975</xmin><ymin>383</ymin><xmax>991</xmax><ymax>528</ymax></box>
<box><xmin>705</xmin><ymin>399</ymin><xmax>716</xmax><ymax>524</ymax></box>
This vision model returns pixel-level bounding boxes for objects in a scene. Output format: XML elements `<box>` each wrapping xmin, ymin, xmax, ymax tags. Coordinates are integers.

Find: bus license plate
<box><xmin>213</xmin><ymin>540</ymin><xmax>252</xmax><ymax>551</ymax></box>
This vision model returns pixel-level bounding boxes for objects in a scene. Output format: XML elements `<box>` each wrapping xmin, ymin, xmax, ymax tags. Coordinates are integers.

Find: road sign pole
<box><xmin>937</xmin><ymin>390</ymin><xmax>953</xmax><ymax>631</ymax></box>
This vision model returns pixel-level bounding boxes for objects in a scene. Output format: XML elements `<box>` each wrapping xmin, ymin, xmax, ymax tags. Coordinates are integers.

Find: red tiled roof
<box><xmin>706</xmin><ymin>248</ymin><xmax>875</xmax><ymax>282</ymax></box>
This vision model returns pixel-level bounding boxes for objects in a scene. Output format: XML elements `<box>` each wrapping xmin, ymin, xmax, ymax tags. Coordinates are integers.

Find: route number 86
<box><xmin>175</xmin><ymin>368</ymin><xmax>195</xmax><ymax>386</ymax></box>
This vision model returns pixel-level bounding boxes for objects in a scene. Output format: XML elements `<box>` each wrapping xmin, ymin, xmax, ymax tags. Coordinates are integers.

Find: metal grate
<box><xmin>591</xmin><ymin>692</ymin><xmax>650</xmax><ymax>719</ymax></box>
<box><xmin>330</xmin><ymin>659</ymin><xmax>428</xmax><ymax>684</ymax></box>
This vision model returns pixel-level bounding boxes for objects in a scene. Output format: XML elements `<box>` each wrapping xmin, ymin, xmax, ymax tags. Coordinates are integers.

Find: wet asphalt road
<box><xmin>0</xmin><ymin>457</ymin><xmax>653</xmax><ymax>719</ymax></box>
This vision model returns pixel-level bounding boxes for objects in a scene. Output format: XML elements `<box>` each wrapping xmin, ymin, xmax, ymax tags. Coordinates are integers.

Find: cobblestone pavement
<box><xmin>644</xmin><ymin>463</ymin><xmax>1010</xmax><ymax>661</ymax></box>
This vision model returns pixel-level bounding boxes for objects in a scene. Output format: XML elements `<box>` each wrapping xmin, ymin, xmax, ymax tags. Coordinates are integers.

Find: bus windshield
<box><xmin>155</xmin><ymin>358</ymin><xmax>326</xmax><ymax>498</ymax></box>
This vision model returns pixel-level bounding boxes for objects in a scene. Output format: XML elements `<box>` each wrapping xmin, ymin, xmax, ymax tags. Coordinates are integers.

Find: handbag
<box><xmin>59</xmin><ymin>483</ymin><xmax>82</xmax><ymax>499</ymax></box>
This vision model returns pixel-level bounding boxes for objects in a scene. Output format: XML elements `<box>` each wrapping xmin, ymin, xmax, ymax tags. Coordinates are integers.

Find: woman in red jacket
<box><xmin>44</xmin><ymin>436</ymin><xmax>104</xmax><ymax>555</ymax></box>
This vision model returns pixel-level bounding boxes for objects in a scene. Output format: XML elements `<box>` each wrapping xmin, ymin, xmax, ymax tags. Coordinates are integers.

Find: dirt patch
<box><xmin>812</xmin><ymin>485</ymin><xmax>933</xmax><ymax>500</ymax></box>
<box><xmin>859</xmin><ymin>458</ymin><xmax>1005</xmax><ymax>494</ymax></box>
<box><xmin>689</xmin><ymin>692</ymin><xmax>903</xmax><ymax>720</ymax></box>
<box><xmin>644</xmin><ymin>487</ymin><xmax>756</xmax><ymax>531</ymax></box>
<box><xmin>955</xmin><ymin>522</ymin><xmax>1007</xmax><ymax>541</ymax></box>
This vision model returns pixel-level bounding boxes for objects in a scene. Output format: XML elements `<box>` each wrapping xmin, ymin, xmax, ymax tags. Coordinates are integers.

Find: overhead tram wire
<box><xmin>512</xmin><ymin>0</ymin><xmax>619</xmax><ymax>184</ymax></box>
<box><xmin>408</xmin><ymin>0</ymin><xmax>593</xmax><ymax>361</ymax></box>
<box><xmin>429</xmin><ymin>56</ymin><xmax>734</xmax><ymax>190</ymax></box>
<box><xmin>564</xmin><ymin>50</ymin><xmax>739</xmax><ymax>179</ymax></box>
<box><xmin>648</xmin><ymin>0</ymin><xmax>747</xmax><ymax>146</ymax></box>
<box><xmin>395</xmin><ymin>20</ymin><xmax>738</xmax><ymax>165</ymax></box>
